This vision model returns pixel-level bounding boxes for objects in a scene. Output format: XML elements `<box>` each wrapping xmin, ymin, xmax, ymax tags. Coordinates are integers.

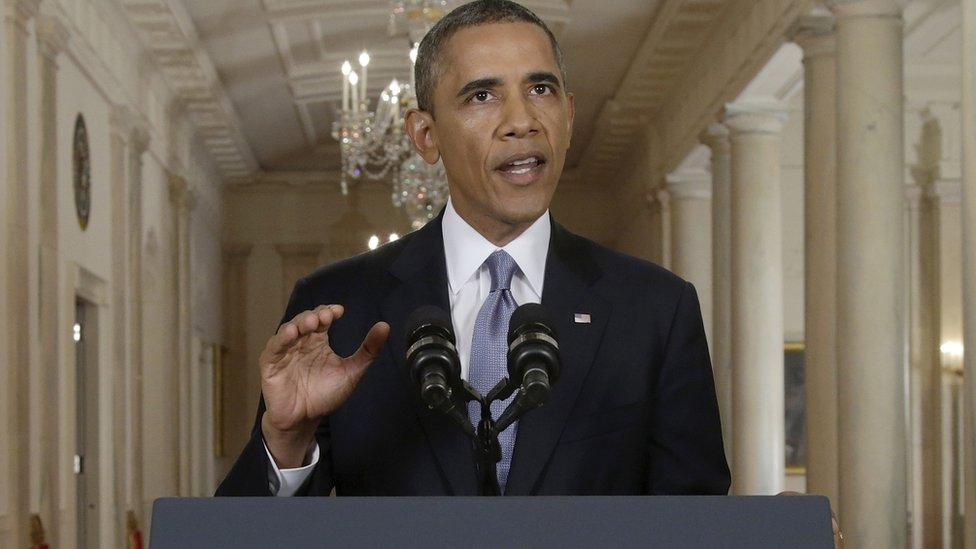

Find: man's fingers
<box><xmin>313</xmin><ymin>304</ymin><xmax>344</xmax><ymax>333</ymax></box>
<box><xmin>267</xmin><ymin>306</ymin><xmax>378</xmax><ymax>371</ymax></box>
<box><xmin>295</xmin><ymin>310</ymin><xmax>321</xmax><ymax>336</ymax></box>
<box><xmin>266</xmin><ymin>322</ymin><xmax>300</xmax><ymax>360</ymax></box>
<box><xmin>326</xmin><ymin>304</ymin><xmax>345</xmax><ymax>321</ymax></box>
<box><xmin>295</xmin><ymin>304</ymin><xmax>346</xmax><ymax>336</ymax></box>
<box><xmin>349</xmin><ymin>321</ymin><xmax>390</xmax><ymax>368</ymax></box>
<box><xmin>266</xmin><ymin>305</ymin><xmax>343</xmax><ymax>360</ymax></box>
<box><xmin>276</xmin><ymin>321</ymin><xmax>299</xmax><ymax>342</ymax></box>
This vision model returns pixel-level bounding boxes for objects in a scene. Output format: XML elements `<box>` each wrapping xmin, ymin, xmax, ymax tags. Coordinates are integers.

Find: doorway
<box><xmin>74</xmin><ymin>297</ymin><xmax>100</xmax><ymax>549</ymax></box>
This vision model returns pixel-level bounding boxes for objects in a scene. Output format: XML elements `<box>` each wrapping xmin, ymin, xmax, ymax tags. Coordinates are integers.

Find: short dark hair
<box><xmin>414</xmin><ymin>0</ymin><xmax>567</xmax><ymax>115</ymax></box>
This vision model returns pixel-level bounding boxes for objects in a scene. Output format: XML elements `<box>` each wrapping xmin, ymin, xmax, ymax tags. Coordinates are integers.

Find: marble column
<box><xmin>961</xmin><ymin>0</ymin><xmax>976</xmax><ymax>545</ymax></box>
<box><xmin>903</xmin><ymin>183</ymin><xmax>926</xmax><ymax>548</ymax></box>
<box><xmin>792</xmin><ymin>14</ymin><xmax>840</xmax><ymax>511</ymax></box>
<box><xmin>829</xmin><ymin>1</ymin><xmax>907</xmax><ymax>546</ymax></box>
<box><xmin>665</xmin><ymin>163</ymin><xmax>713</xmax><ymax>344</ymax></box>
<box><xmin>908</xmin><ymin>109</ymin><xmax>953</xmax><ymax>548</ymax></box>
<box><xmin>916</xmin><ymin>179</ymin><xmax>951</xmax><ymax>549</ymax></box>
<box><xmin>167</xmin><ymin>174</ymin><xmax>194</xmax><ymax>497</ymax></box>
<box><xmin>2</xmin><ymin>1</ymin><xmax>39</xmax><ymax>547</ymax></box>
<box><xmin>32</xmin><ymin>14</ymin><xmax>69</xmax><ymax>545</ymax></box>
<box><xmin>702</xmin><ymin>123</ymin><xmax>733</xmax><ymax>458</ymax></box>
<box><xmin>724</xmin><ymin>100</ymin><xmax>788</xmax><ymax>496</ymax></box>
<box><xmin>109</xmin><ymin>107</ymin><xmax>129</xmax><ymax>541</ymax></box>
<box><xmin>109</xmin><ymin>105</ymin><xmax>152</xmax><ymax>537</ymax></box>
<box><xmin>126</xmin><ymin>123</ymin><xmax>149</xmax><ymax>521</ymax></box>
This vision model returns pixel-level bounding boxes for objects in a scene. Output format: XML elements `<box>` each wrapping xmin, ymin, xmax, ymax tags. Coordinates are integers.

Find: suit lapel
<box><xmin>380</xmin><ymin>214</ymin><xmax>479</xmax><ymax>495</ymax></box>
<box><xmin>505</xmin><ymin>221</ymin><xmax>611</xmax><ymax>495</ymax></box>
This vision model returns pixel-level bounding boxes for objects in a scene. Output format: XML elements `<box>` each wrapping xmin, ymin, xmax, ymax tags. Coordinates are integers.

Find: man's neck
<box><xmin>451</xmin><ymin>201</ymin><xmax>537</xmax><ymax>248</ymax></box>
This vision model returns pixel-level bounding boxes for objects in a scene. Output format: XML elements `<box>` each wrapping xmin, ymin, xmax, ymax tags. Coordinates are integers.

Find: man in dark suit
<box><xmin>216</xmin><ymin>0</ymin><xmax>729</xmax><ymax>497</ymax></box>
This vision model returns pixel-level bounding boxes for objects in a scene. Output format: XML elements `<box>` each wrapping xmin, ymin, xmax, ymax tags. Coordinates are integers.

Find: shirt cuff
<box><xmin>264</xmin><ymin>439</ymin><xmax>320</xmax><ymax>497</ymax></box>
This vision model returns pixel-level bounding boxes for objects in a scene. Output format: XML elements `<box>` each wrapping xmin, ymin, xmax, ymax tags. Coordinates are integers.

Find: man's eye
<box><xmin>531</xmin><ymin>84</ymin><xmax>554</xmax><ymax>95</ymax></box>
<box><xmin>471</xmin><ymin>91</ymin><xmax>491</xmax><ymax>102</ymax></box>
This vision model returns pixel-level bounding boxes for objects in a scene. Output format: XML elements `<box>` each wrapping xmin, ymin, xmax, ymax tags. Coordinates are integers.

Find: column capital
<box><xmin>166</xmin><ymin>173</ymin><xmax>196</xmax><ymax>211</ymax></box>
<box><xmin>665</xmin><ymin>167</ymin><xmax>712</xmax><ymax>200</ymax></box>
<box><xmin>827</xmin><ymin>0</ymin><xmax>905</xmax><ymax>17</ymax></box>
<box><xmin>656</xmin><ymin>185</ymin><xmax>670</xmax><ymax>207</ymax></box>
<box><xmin>131</xmin><ymin>126</ymin><xmax>151</xmax><ymax>155</ymax></box>
<box><xmin>700</xmin><ymin>123</ymin><xmax>730</xmax><ymax>155</ymax></box>
<box><xmin>642</xmin><ymin>190</ymin><xmax>656</xmax><ymax>209</ymax></box>
<box><xmin>723</xmin><ymin>100</ymin><xmax>789</xmax><ymax>135</ymax></box>
<box><xmin>110</xmin><ymin>105</ymin><xmax>137</xmax><ymax>139</ymax></box>
<box><xmin>924</xmin><ymin>180</ymin><xmax>962</xmax><ymax>205</ymax></box>
<box><xmin>790</xmin><ymin>15</ymin><xmax>836</xmax><ymax>58</ymax></box>
<box><xmin>3</xmin><ymin>0</ymin><xmax>39</xmax><ymax>29</ymax></box>
<box><xmin>110</xmin><ymin>105</ymin><xmax>151</xmax><ymax>152</ymax></box>
<box><xmin>645</xmin><ymin>184</ymin><xmax>671</xmax><ymax>208</ymax></box>
<box><xmin>35</xmin><ymin>14</ymin><xmax>69</xmax><ymax>59</ymax></box>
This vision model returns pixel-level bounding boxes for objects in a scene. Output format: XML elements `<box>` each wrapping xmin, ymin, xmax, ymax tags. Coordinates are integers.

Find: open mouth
<box><xmin>495</xmin><ymin>153</ymin><xmax>548</xmax><ymax>182</ymax></box>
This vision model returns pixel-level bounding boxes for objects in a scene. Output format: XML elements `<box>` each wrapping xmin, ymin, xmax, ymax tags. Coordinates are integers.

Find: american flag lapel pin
<box><xmin>574</xmin><ymin>313</ymin><xmax>591</xmax><ymax>324</ymax></box>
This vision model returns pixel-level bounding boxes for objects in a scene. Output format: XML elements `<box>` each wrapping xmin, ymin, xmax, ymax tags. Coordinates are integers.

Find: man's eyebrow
<box><xmin>526</xmin><ymin>71</ymin><xmax>562</xmax><ymax>88</ymax></box>
<box><xmin>456</xmin><ymin>77</ymin><xmax>502</xmax><ymax>99</ymax></box>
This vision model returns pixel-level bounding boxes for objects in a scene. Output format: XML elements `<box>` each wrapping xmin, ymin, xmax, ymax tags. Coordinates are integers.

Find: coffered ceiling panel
<box><xmin>181</xmin><ymin>0</ymin><xmax>661</xmax><ymax>175</ymax></box>
<box><xmin>125</xmin><ymin>0</ymin><xmax>962</xmax><ymax>185</ymax></box>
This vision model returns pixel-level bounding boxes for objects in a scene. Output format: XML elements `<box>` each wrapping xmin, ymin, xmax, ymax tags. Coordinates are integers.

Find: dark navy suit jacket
<box><xmin>216</xmin><ymin>213</ymin><xmax>730</xmax><ymax>496</ymax></box>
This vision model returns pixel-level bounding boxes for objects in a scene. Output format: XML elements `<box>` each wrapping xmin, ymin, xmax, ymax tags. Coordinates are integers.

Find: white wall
<box><xmin>0</xmin><ymin>0</ymin><xmax>225</xmax><ymax>545</ymax></box>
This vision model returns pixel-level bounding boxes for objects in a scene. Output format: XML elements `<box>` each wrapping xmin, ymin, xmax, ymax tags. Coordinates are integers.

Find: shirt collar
<box><xmin>442</xmin><ymin>198</ymin><xmax>550</xmax><ymax>297</ymax></box>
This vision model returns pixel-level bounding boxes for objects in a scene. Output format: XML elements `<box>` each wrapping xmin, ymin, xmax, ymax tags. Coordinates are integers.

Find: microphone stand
<box><xmin>450</xmin><ymin>380</ymin><xmax>503</xmax><ymax>496</ymax></box>
<box><xmin>441</xmin><ymin>377</ymin><xmax>545</xmax><ymax>496</ymax></box>
<box><xmin>475</xmin><ymin>403</ymin><xmax>502</xmax><ymax>496</ymax></box>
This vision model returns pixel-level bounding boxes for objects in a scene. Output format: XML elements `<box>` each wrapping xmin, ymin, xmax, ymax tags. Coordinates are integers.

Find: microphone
<box><xmin>494</xmin><ymin>303</ymin><xmax>561</xmax><ymax>433</ymax></box>
<box><xmin>404</xmin><ymin>305</ymin><xmax>462</xmax><ymax>412</ymax></box>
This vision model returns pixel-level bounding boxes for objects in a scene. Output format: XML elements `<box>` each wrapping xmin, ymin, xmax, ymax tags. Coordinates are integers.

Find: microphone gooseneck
<box><xmin>404</xmin><ymin>302</ymin><xmax>560</xmax><ymax>495</ymax></box>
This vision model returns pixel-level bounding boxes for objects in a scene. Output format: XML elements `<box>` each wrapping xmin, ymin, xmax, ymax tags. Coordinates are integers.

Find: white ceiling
<box><xmin>182</xmin><ymin>0</ymin><xmax>664</xmax><ymax>173</ymax></box>
<box><xmin>149</xmin><ymin>0</ymin><xmax>964</xmax><ymax>182</ymax></box>
<box><xmin>734</xmin><ymin>0</ymin><xmax>964</xmax><ymax>108</ymax></box>
<box><xmin>670</xmin><ymin>0</ymin><xmax>963</xmax><ymax>174</ymax></box>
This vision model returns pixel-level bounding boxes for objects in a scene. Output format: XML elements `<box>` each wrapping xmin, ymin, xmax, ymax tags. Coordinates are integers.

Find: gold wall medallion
<box><xmin>73</xmin><ymin>113</ymin><xmax>91</xmax><ymax>230</ymax></box>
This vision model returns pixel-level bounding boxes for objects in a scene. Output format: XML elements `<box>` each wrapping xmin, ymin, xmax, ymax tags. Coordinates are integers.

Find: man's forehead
<box><xmin>438</xmin><ymin>21</ymin><xmax>560</xmax><ymax>81</ymax></box>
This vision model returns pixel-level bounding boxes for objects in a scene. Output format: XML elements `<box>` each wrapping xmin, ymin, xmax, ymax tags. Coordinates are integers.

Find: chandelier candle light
<box><xmin>332</xmin><ymin>0</ymin><xmax>454</xmax><ymax>230</ymax></box>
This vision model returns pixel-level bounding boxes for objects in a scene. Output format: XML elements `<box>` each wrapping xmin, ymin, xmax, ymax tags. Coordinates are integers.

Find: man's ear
<box><xmin>404</xmin><ymin>108</ymin><xmax>440</xmax><ymax>165</ymax></box>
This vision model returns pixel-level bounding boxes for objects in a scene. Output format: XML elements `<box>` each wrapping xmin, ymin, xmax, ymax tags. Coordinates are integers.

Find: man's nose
<box><xmin>498</xmin><ymin>96</ymin><xmax>540</xmax><ymax>139</ymax></box>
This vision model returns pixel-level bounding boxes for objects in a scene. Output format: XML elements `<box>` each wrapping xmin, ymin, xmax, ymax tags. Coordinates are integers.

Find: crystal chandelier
<box><xmin>331</xmin><ymin>1</ymin><xmax>456</xmax><ymax>230</ymax></box>
<box><xmin>389</xmin><ymin>0</ymin><xmax>454</xmax><ymax>43</ymax></box>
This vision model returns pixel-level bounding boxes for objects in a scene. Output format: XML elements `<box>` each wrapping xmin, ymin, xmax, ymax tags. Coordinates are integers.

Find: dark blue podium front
<box><xmin>150</xmin><ymin>495</ymin><xmax>833</xmax><ymax>548</ymax></box>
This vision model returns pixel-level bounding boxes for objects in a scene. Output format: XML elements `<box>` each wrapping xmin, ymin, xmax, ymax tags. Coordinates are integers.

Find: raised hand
<box><xmin>260</xmin><ymin>304</ymin><xmax>390</xmax><ymax>468</ymax></box>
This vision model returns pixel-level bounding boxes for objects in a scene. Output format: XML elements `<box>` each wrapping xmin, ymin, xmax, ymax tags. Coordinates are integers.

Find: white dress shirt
<box><xmin>265</xmin><ymin>199</ymin><xmax>552</xmax><ymax>496</ymax></box>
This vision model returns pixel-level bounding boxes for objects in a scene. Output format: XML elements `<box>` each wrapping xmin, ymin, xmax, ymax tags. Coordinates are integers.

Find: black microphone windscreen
<box><xmin>507</xmin><ymin>302</ymin><xmax>556</xmax><ymax>343</ymax></box>
<box><xmin>405</xmin><ymin>305</ymin><xmax>455</xmax><ymax>344</ymax></box>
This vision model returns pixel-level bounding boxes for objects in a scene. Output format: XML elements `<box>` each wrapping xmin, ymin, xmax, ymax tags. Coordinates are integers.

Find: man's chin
<box><xmin>494</xmin><ymin>202</ymin><xmax>549</xmax><ymax>227</ymax></box>
<box><xmin>493</xmin><ymin>181</ymin><xmax>556</xmax><ymax>217</ymax></box>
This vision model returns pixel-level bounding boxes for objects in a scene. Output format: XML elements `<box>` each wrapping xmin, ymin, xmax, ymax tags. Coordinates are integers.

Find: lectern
<box><xmin>150</xmin><ymin>496</ymin><xmax>833</xmax><ymax>548</ymax></box>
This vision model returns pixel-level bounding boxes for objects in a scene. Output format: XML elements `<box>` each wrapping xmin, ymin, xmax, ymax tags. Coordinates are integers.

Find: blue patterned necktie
<box><xmin>467</xmin><ymin>249</ymin><xmax>520</xmax><ymax>493</ymax></box>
